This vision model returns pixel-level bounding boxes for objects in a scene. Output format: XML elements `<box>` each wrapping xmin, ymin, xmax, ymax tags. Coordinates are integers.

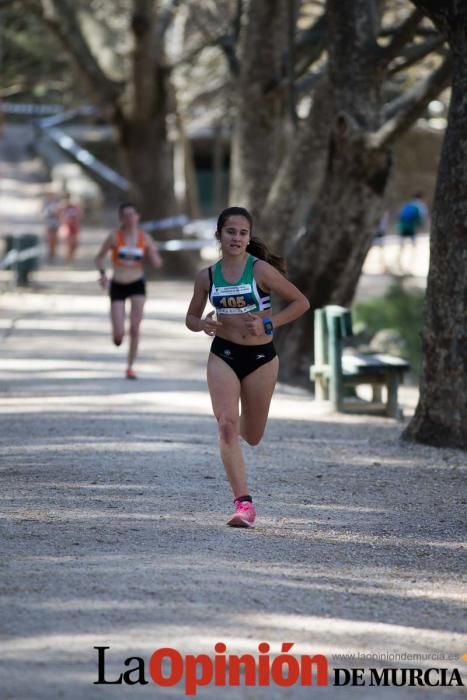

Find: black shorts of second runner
<box><xmin>210</xmin><ymin>336</ymin><xmax>277</xmax><ymax>381</ymax></box>
<box><xmin>110</xmin><ymin>278</ymin><xmax>146</xmax><ymax>302</ymax></box>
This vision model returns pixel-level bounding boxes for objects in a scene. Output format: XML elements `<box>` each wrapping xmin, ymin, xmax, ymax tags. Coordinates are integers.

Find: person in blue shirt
<box><xmin>397</xmin><ymin>192</ymin><xmax>429</xmax><ymax>273</ymax></box>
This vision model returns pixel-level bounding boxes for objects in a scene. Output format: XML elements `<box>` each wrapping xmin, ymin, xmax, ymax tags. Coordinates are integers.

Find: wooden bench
<box><xmin>310</xmin><ymin>305</ymin><xmax>410</xmax><ymax>418</ymax></box>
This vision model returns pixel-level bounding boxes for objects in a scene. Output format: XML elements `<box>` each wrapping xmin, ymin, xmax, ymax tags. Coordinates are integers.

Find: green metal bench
<box><xmin>310</xmin><ymin>305</ymin><xmax>410</xmax><ymax>418</ymax></box>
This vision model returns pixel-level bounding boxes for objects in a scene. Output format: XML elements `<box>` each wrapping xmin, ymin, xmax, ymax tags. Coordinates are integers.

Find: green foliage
<box><xmin>353</xmin><ymin>282</ymin><xmax>425</xmax><ymax>376</ymax></box>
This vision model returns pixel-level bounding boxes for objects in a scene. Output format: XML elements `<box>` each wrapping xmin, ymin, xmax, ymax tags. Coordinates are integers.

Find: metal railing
<box><xmin>42</xmin><ymin>126</ymin><xmax>131</xmax><ymax>192</ymax></box>
<box><xmin>34</xmin><ymin>106</ymin><xmax>132</xmax><ymax>193</ymax></box>
<box><xmin>2</xmin><ymin>102</ymin><xmax>64</xmax><ymax>116</ymax></box>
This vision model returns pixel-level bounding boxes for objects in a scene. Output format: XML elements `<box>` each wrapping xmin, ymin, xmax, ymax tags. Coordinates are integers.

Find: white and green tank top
<box><xmin>208</xmin><ymin>255</ymin><xmax>271</xmax><ymax>315</ymax></box>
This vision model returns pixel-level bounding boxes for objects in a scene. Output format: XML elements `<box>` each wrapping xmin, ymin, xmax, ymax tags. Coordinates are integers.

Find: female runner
<box><xmin>95</xmin><ymin>202</ymin><xmax>162</xmax><ymax>379</ymax></box>
<box><xmin>186</xmin><ymin>207</ymin><xmax>309</xmax><ymax>527</ymax></box>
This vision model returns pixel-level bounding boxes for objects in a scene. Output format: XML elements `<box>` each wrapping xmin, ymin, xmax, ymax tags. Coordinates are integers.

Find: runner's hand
<box><xmin>245</xmin><ymin>313</ymin><xmax>263</xmax><ymax>336</ymax></box>
<box><xmin>201</xmin><ymin>311</ymin><xmax>222</xmax><ymax>336</ymax></box>
<box><xmin>98</xmin><ymin>273</ymin><xmax>108</xmax><ymax>290</ymax></box>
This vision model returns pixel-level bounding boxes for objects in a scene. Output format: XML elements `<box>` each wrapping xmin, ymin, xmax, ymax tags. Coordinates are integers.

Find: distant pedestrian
<box><xmin>397</xmin><ymin>192</ymin><xmax>429</xmax><ymax>273</ymax></box>
<box><xmin>42</xmin><ymin>191</ymin><xmax>60</xmax><ymax>262</ymax></box>
<box><xmin>94</xmin><ymin>202</ymin><xmax>163</xmax><ymax>380</ymax></box>
<box><xmin>59</xmin><ymin>193</ymin><xmax>82</xmax><ymax>263</ymax></box>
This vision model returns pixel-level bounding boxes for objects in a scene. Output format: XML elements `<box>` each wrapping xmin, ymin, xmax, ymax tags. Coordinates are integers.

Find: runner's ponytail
<box><xmin>246</xmin><ymin>236</ymin><xmax>286</xmax><ymax>275</ymax></box>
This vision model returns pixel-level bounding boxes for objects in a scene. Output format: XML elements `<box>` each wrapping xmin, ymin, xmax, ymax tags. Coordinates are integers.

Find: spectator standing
<box><xmin>397</xmin><ymin>192</ymin><xmax>429</xmax><ymax>273</ymax></box>
<box><xmin>42</xmin><ymin>191</ymin><xmax>61</xmax><ymax>262</ymax></box>
<box><xmin>59</xmin><ymin>193</ymin><xmax>82</xmax><ymax>263</ymax></box>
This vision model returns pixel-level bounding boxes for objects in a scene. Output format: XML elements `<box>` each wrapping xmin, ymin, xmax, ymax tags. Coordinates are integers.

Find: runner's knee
<box><xmin>241</xmin><ymin>428</ymin><xmax>263</xmax><ymax>447</ymax></box>
<box><xmin>240</xmin><ymin>414</ymin><xmax>264</xmax><ymax>446</ymax></box>
<box><xmin>218</xmin><ymin>416</ymin><xmax>239</xmax><ymax>445</ymax></box>
<box><xmin>129</xmin><ymin>324</ymin><xmax>140</xmax><ymax>338</ymax></box>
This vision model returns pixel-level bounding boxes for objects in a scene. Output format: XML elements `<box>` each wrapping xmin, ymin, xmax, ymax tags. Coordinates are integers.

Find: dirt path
<box><xmin>0</xmin><ymin>125</ymin><xmax>465</xmax><ymax>699</ymax></box>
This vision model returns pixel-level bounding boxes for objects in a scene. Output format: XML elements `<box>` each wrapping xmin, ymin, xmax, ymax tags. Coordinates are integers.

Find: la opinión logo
<box><xmin>94</xmin><ymin>643</ymin><xmax>329</xmax><ymax>695</ymax></box>
<box><xmin>93</xmin><ymin>644</ymin><xmax>464</xmax><ymax>695</ymax></box>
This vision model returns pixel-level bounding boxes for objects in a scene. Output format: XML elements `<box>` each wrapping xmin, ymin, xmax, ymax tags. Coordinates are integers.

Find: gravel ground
<box><xmin>0</xmin><ymin>125</ymin><xmax>465</xmax><ymax>699</ymax></box>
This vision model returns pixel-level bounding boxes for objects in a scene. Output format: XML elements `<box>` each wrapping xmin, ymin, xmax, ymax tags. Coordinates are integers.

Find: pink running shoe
<box><xmin>227</xmin><ymin>499</ymin><xmax>256</xmax><ymax>528</ymax></box>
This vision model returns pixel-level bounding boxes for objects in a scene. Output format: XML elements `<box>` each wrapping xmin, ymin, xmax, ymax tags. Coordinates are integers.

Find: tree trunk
<box><xmin>116</xmin><ymin>112</ymin><xmax>199</xmax><ymax>276</ymax></box>
<box><xmin>229</xmin><ymin>0</ymin><xmax>288</xmax><ymax>219</ymax></box>
<box><xmin>261</xmin><ymin>79</ymin><xmax>332</xmax><ymax>257</ymax></box>
<box><xmin>118</xmin><ymin>114</ymin><xmax>176</xmax><ymax>220</ymax></box>
<box><xmin>175</xmin><ymin>106</ymin><xmax>202</xmax><ymax>220</ymax></box>
<box><xmin>273</xmin><ymin>0</ymin><xmax>390</xmax><ymax>383</ymax></box>
<box><xmin>274</xmin><ymin>115</ymin><xmax>391</xmax><ymax>383</ymax></box>
<box><xmin>403</xmin><ymin>3</ymin><xmax>467</xmax><ymax>448</ymax></box>
<box><xmin>212</xmin><ymin>124</ymin><xmax>227</xmax><ymax>214</ymax></box>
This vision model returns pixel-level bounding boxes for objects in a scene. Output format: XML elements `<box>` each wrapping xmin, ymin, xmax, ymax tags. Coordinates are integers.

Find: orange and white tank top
<box><xmin>112</xmin><ymin>229</ymin><xmax>146</xmax><ymax>268</ymax></box>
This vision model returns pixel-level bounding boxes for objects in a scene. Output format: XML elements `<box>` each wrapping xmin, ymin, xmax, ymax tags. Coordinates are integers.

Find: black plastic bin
<box><xmin>4</xmin><ymin>233</ymin><xmax>40</xmax><ymax>285</ymax></box>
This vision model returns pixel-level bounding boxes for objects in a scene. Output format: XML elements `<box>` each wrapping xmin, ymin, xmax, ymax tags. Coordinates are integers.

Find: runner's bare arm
<box><xmin>186</xmin><ymin>269</ymin><xmax>222</xmax><ymax>334</ymax></box>
<box><xmin>254</xmin><ymin>260</ymin><xmax>310</xmax><ymax>328</ymax></box>
<box><xmin>94</xmin><ymin>233</ymin><xmax>114</xmax><ymax>271</ymax></box>
<box><xmin>144</xmin><ymin>233</ymin><xmax>163</xmax><ymax>269</ymax></box>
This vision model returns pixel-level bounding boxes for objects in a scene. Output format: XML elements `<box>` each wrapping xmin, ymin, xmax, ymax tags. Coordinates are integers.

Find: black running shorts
<box><xmin>110</xmin><ymin>278</ymin><xmax>146</xmax><ymax>302</ymax></box>
<box><xmin>210</xmin><ymin>336</ymin><xmax>277</xmax><ymax>381</ymax></box>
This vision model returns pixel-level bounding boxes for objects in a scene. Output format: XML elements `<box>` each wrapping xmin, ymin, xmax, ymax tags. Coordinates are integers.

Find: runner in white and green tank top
<box><xmin>185</xmin><ymin>206</ymin><xmax>310</xmax><ymax>529</ymax></box>
<box><xmin>209</xmin><ymin>254</ymin><xmax>271</xmax><ymax>315</ymax></box>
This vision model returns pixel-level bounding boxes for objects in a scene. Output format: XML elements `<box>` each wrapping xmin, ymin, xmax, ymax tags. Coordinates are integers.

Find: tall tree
<box><xmin>274</xmin><ymin>0</ymin><xmax>451</xmax><ymax>381</ymax></box>
<box><xmin>226</xmin><ymin>0</ymin><xmax>451</xmax><ymax>382</ymax></box>
<box><xmin>10</xmin><ymin>0</ymin><xmax>178</xmax><ymax>221</ymax></box>
<box><xmin>402</xmin><ymin>0</ymin><xmax>467</xmax><ymax>449</ymax></box>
